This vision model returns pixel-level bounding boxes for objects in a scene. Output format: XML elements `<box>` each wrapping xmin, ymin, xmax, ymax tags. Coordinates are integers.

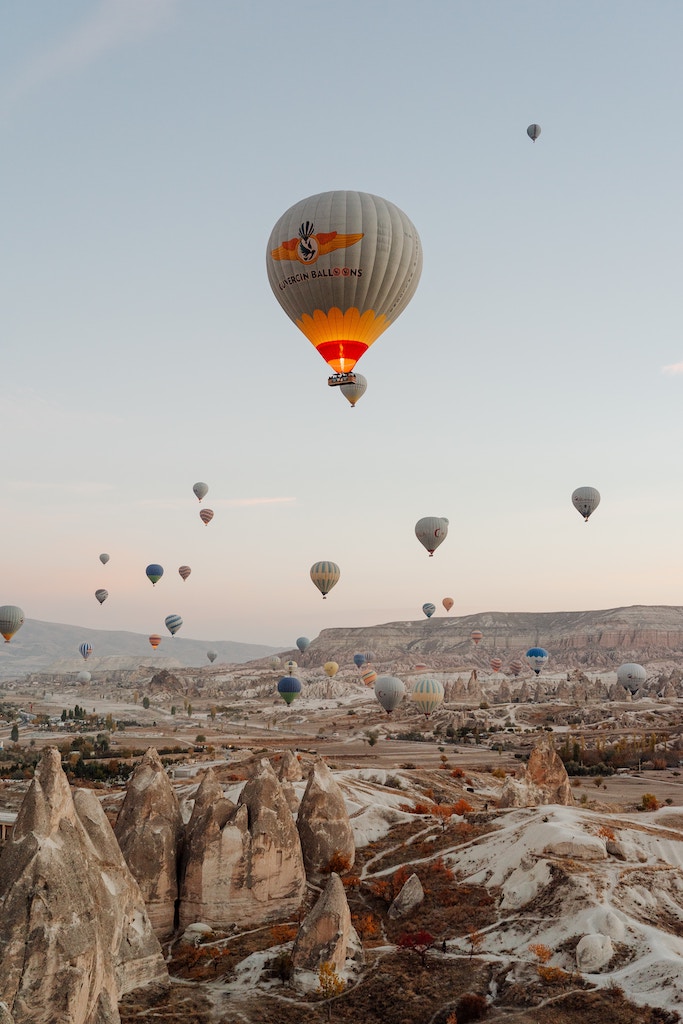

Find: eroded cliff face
<box><xmin>296</xmin><ymin>759</ymin><xmax>355</xmax><ymax>881</ymax></box>
<box><xmin>500</xmin><ymin>734</ymin><xmax>575</xmax><ymax>808</ymax></box>
<box><xmin>114</xmin><ymin>747</ymin><xmax>184</xmax><ymax>937</ymax></box>
<box><xmin>0</xmin><ymin>748</ymin><xmax>167</xmax><ymax>1024</ymax></box>
<box><xmin>179</xmin><ymin>759</ymin><xmax>306</xmax><ymax>930</ymax></box>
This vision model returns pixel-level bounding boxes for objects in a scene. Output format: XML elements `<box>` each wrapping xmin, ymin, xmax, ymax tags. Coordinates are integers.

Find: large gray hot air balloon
<box><xmin>572</xmin><ymin>486</ymin><xmax>601</xmax><ymax>522</ymax></box>
<box><xmin>99</xmin><ymin>553</ymin><xmax>110</xmax><ymax>565</ymax></box>
<box><xmin>415</xmin><ymin>517</ymin><xmax>449</xmax><ymax>557</ymax></box>
<box><xmin>527</xmin><ymin>123</ymin><xmax>542</xmax><ymax>142</ymax></box>
<box><xmin>193</xmin><ymin>482</ymin><xmax>209</xmax><ymax>502</ymax></box>
<box><xmin>267</xmin><ymin>191</ymin><xmax>422</xmax><ymax>388</ymax></box>
<box><xmin>374</xmin><ymin>675</ymin><xmax>405</xmax><ymax>713</ymax></box>
<box><xmin>0</xmin><ymin>605</ymin><xmax>24</xmax><ymax>643</ymax></box>
<box><xmin>617</xmin><ymin>663</ymin><xmax>647</xmax><ymax>693</ymax></box>
<box><xmin>340</xmin><ymin>373</ymin><xmax>367</xmax><ymax>408</ymax></box>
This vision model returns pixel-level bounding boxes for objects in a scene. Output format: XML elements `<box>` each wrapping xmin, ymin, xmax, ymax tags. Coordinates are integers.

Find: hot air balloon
<box><xmin>269</xmin><ymin>656</ymin><xmax>282</xmax><ymax>670</ymax></box>
<box><xmin>207</xmin><ymin>650</ymin><xmax>217</xmax><ymax>663</ymax></box>
<box><xmin>572</xmin><ymin>486</ymin><xmax>600</xmax><ymax>522</ymax></box>
<box><xmin>149</xmin><ymin>634</ymin><xmax>161</xmax><ymax>649</ymax></box>
<box><xmin>411</xmin><ymin>677</ymin><xmax>444</xmax><ymax>717</ymax></box>
<box><xmin>277</xmin><ymin>676</ymin><xmax>302</xmax><ymax>705</ymax></box>
<box><xmin>490</xmin><ymin>657</ymin><xmax>503</xmax><ymax>673</ymax></box>
<box><xmin>617</xmin><ymin>663</ymin><xmax>647</xmax><ymax>693</ymax></box>
<box><xmin>193</xmin><ymin>482</ymin><xmax>209</xmax><ymax>501</ymax></box>
<box><xmin>353</xmin><ymin>653</ymin><xmax>366</xmax><ymax>669</ymax></box>
<box><xmin>442</xmin><ymin>597</ymin><xmax>454</xmax><ymax>613</ymax></box>
<box><xmin>199</xmin><ymin>508</ymin><xmax>214</xmax><ymax>526</ymax></box>
<box><xmin>267</xmin><ymin>191</ymin><xmax>422</xmax><ymax>389</ymax></box>
<box><xmin>471</xmin><ymin>630</ymin><xmax>483</xmax><ymax>645</ymax></box>
<box><xmin>363</xmin><ymin>652</ymin><xmax>374</xmax><ymax>663</ymax></box>
<box><xmin>165</xmin><ymin>614</ymin><xmax>183</xmax><ymax>636</ymax></box>
<box><xmin>361</xmin><ymin>667</ymin><xmax>378</xmax><ymax>687</ymax></box>
<box><xmin>422</xmin><ymin>603</ymin><xmax>436</xmax><ymax>618</ymax></box>
<box><xmin>99</xmin><ymin>553</ymin><xmax>109</xmax><ymax>565</ymax></box>
<box><xmin>324</xmin><ymin>661</ymin><xmax>339</xmax><ymax>678</ymax></box>
<box><xmin>146</xmin><ymin>564</ymin><xmax>164</xmax><ymax>586</ymax></box>
<box><xmin>415</xmin><ymin>517</ymin><xmax>449</xmax><ymax>557</ymax></box>
<box><xmin>526</xmin><ymin>647</ymin><xmax>548</xmax><ymax>675</ymax></box>
<box><xmin>508</xmin><ymin>658</ymin><xmax>522</xmax><ymax>677</ymax></box>
<box><xmin>340</xmin><ymin>373</ymin><xmax>367</xmax><ymax>408</ymax></box>
<box><xmin>374</xmin><ymin>675</ymin><xmax>405</xmax><ymax>714</ymax></box>
<box><xmin>296</xmin><ymin>637</ymin><xmax>311</xmax><ymax>653</ymax></box>
<box><xmin>178</xmin><ymin>565</ymin><xmax>192</xmax><ymax>581</ymax></box>
<box><xmin>79</xmin><ymin>642</ymin><xmax>92</xmax><ymax>660</ymax></box>
<box><xmin>77</xmin><ymin>670</ymin><xmax>91</xmax><ymax>684</ymax></box>
<box><xmin>310</xmin><ymin>561</ymin><xmax>340</xmax><ymax>599</ymax></box>
<box><xmin>285</xmin><ymin>659</ymin><xmax>298</xmax><ymax>675</ymax></box>
<box><xmin>0</xmin><ymin>606</ymin><xmax>25</xmax><ymax>644</ymax></box>
<box><xmin>527</xmin><ymin>123</ymin><xmax>542</xmax><ymax>142</ymax></box>
<box><xmin>95</xmin><ymin>589</ymin><xmax>108</xmax><ymax>605</ymax></box>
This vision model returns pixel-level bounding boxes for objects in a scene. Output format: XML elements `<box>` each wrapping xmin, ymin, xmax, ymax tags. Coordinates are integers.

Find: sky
<box><xmin>2</xmin><ymin>0</ymin><xmax>683</xmax><ymax>648</ymax></box>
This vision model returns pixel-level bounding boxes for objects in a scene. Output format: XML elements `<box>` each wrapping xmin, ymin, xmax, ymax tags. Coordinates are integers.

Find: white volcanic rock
<box><xmin>576</xmin><ymin>933</ymin><xmax>614</xmax><ymax>972</ymax></box>
<box><xmin>291</xmin><ymin>873</ymin><xmax>362</xmax><ymax>973</ymax></box>
<box><xmin>179</xmin><ymin>759</ymin><xmax>305</xmax><ymax>930</ymax></box>
<box><xmin>0</xmin><ymin>748</ymin><xmax>166</xmax><ymax>1024</ymax></box>
<box><xmin>114</xmin><ymin>747</ymin><xmax>184</xmax><ymax>937</ymax></box>
<box><xmin>388</xmin><ymin>872</ymin><xmax>425</xmax><ymax>919</ymax></box>
<box><xmin>297</xmin><ymin>759</ymin><xmax>355</xmax><ymax>879</ymax></box>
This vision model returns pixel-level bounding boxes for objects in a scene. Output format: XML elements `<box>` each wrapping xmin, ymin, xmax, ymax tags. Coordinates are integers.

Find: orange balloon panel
<box><xmin>267</xmin><ymin>191</ymin><xmax>422</xmax><ymax>374</ymax></box>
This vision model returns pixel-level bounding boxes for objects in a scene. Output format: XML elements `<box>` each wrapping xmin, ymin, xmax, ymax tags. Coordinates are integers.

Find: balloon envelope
<box><xmin>353</xmin><ymin>653</ymin><xmax>366</xmax><ymax>668</ymax></box>
<box><xmin>340</xmin><ymin>373</ymin><xmax>367</xmax><ymax>407</ymax></box>
<box><xmin>149</xmin><ymin>634</ymin><xmax>161</xmax><ymax>649</ymax></box>
<box><xmin>296</xmin><ymin>637</ymin><xmax>311</xmax><ymax>653</ymax></box>
<box><xmin>527</xmin><ymin>123</ymin><xmax>542</xmax><ymax>141</ymax></box>
<box><xmin>165</xmin><ymin>614</ymin><xmax>183</xmax><ymax>636</ymax></box>
<box><xmin>267</xmin><ymin>191</ymin><xmax>422</xmax><ymax>376</ymax></box>
<box><xmin>99</xmin><ymin>553</ymin><xmax>109</xmax><ymax>565</ymax></box>
<box><xmin>526</xmin><ymin>647</ymin><xmax>549</xmax><ymax>675</ymax></box>
<box><xmin>310</xmin><ymin>561</ymin><xmax>340</xmax><ymax>599</ymax></box>
<box><xmin>411</xmin><ymin>677</ymin><xmax>444</xmax><ymax>717</ymax></box>
<box><xmin>146</xmin><ymin>564</ymin><xmax>164</xmax><ymax>585</ymax></box>
<box><xmin>0</xmin><ymin>605</ymin><xmax>25</xmax><ymax>643</ymax></box>
<box><xmin>79</xmin><ymin>642</ymin><xmax>92</xmax><ymax>660</ymax></box>
<box><xmin>572</xmin><ymin>486</ymin><xmax>601</xmax><ymax>522</ymax></box>
<box><xmin>178</xmin><ymin>565</ymin><xmax>192</xmax><ymax>581</ymax></box>
<box><xmin>415</xmin><ymin>516</ymin><xmax>449</xmax><ymax>557</ymax></box>
<box><xmin>374</xmin><ymin>675</ymin><xmax>405</xmax><ymax>713</ymax></box>
<box><xmin>77</xmin><ymin>670</ymin><xmax>91</xmax><ymax>683</ymax></box>
<box><xmin>361</xmin><ymin>667</ymin><xmax>378</xmax><ymax>687</ymax></box>
<box><xmin>490</xmin><ymin>657</ymin><xmax>503</xmax><ymax>673</ymax></box>
<box><xmin>193</xmin><ymin>482</ymin><xmax>209</xmax><ymax>501</ymax></box>
<box><xmin>207</xmin><ymin>649</ymin><xmax>217</xmax><ymax>663</ymax></box>
<box><xmin>277</xmin><ymin>676</ymin><xmax>302</xmax><ymax>705</ymax></box>
<box><xmin>199</xmin><ymin>508</ymin><xmax>214</xmax><ymax>525</ymax></box>
<box><xmin>269</xmin><ymin>656</ymin><xmax>282</xmax><ymax>670</ymax></box>
<box><xmin>617</xmin><ymin>663</ymin><xmax>647</xmax><ymax>693</ymax></box>
<box><xmin>471</xmin><ymin>630</ymin><xmax>483</xmax><ymax>645</ymax></box>
<box><xmin>442</xmin><ymin>597</ymin><xmax>454</xmax><ymax>613</ymax></box>
<box><xmin>422</xmin><ymin>603</ymin><xmax>436</xmax><ymax>618</ymax></box>
<box><xmin>285</xmin><ymin>660</ymin><xmax>298</xmax><ymax>675</ymax></box>
<box><xmin>508</xmin><ymin>659</ymin><xmax>523</xmax><ymax>676</ymax></box>
<box><xmin>324</xmin><ymin>661</ymin><xmax>339</xmax><ymax>678</ymax></box>
<box><xmin>95</xmin><ymin>589</ymin><xmax>108</xmax><ymax>605</ymax></box>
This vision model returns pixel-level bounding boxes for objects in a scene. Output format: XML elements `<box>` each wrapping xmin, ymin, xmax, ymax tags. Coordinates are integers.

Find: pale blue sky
<box><xmin>2</xmin><ymin>1</ymin><xmax>683</xmax><ymax>647</ymax></box>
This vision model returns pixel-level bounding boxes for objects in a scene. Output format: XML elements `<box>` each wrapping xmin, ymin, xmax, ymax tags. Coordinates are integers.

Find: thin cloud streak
<box><xmin>662</xmin><ymin>362</ymin><xmax>683</xmax><ymax>376</ymax></box>
<box><xmin>1</xmin><ymin>0</ymin><xmax>177</xmax><ymax>118</ymax></box>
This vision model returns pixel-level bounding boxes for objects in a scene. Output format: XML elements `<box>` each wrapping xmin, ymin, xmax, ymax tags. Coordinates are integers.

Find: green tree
<box><xmin>10</xmin><ymin>724</ymin><xmax>19</xmax><ymax>743</ymax></box>
<box><xmin>142</xmin><ymin>696</ymin><xmax>150</xmax><ymax>710</ymax></box>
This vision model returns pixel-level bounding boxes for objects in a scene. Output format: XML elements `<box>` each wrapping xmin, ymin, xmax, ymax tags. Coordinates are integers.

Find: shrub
<box><xmin>456</xmin><ymin>991</ymin><xmax>488</xmax><ymax>1021</ymax></box>
<box><xmin>641</xmin><ymin>793</ymin><xmax>660</xmax><ymax>811</ymax></box>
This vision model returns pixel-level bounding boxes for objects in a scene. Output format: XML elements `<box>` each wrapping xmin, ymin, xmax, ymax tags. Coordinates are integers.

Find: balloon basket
<box><xmin>328</xmin><ymin>372</ymin><xmax>357</xmax><ymax>387</ymax></box>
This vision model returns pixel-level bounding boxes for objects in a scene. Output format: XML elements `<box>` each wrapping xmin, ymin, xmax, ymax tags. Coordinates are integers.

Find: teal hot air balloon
<box><xmin>310</xmin><ymin>561</ymin><xmax>340</xmax><ymax>599</ymax></box>
<box><xmin>411</xmin><ymin>677</ymin><xmax>444</xmax><ymax>717</ymax></box>
<box><xmin>278</xmin><ymin>676</ymin><xmax>302</xmax><ymax>705</ymax></box>
<box><xmin>422</xmin><ymin>603</ymin><xmax>436</xmax><ymax>618</ymax></box>
<box><xmin>146</xmin><ymin>564</ymin><xmax>164</xmax><ymax>586</ymax></box>
<box><xmin>296</xmin><ymin>637</ymin><xmax>311</xmax><ymax>653</ymax></box>
<box><xmin>374</xmin><ymin>675</ymin><xmax>405</xmax><ymax>713</ymax></box>
<box><xmin>0</xmin><ymin>605</ymin><xmax>25</xmax><ymax>643</ymax></box>
<box><xmin>165</xmin><ymin>614</ymin><xmax>183</xmax><ymax>636</ymax></box>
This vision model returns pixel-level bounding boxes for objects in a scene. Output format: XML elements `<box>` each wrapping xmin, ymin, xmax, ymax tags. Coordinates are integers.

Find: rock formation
<box><xmin>179</xmin><ymin>758</ymin><xmax>305</xmax><ymax>930</ymax></box>
<box><xmin>114</xmin><ymin>747</ymin><xmax>183</xmax><ymax>936</ymax></box>
<box><xmin>297</xmin><ymin>759</ymin><xmax>355</xmax><ymax>879</ymax></box>
<box><xmin>0</xmin><ymin>748</ymin><xmax>166</xmax><ymax>1024</ymax></box>
<box><xmin>291</xmin><ymin>873</ymin><xmax>362</xmax><ymax>973</ymax></box>
<box><xmin>278</xmin><ymin>749</ymin><xmax>303</xmax><ymax>782</ymax></box>
<box><xmin>388</xmin><ymin>872</ymin><xmax>425</xmax><ymax>919</ymax></box>
<box><xmin>499</xmin><ymin>734</ymin><xmax>574</xmax><ymax>808</ymax></box>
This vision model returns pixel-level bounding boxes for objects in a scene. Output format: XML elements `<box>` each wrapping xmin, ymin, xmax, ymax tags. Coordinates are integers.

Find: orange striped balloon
<box><xmin>199</xmin><ymin>508</ymin><xmax>214</xmax><ymax>526</ymax></box>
